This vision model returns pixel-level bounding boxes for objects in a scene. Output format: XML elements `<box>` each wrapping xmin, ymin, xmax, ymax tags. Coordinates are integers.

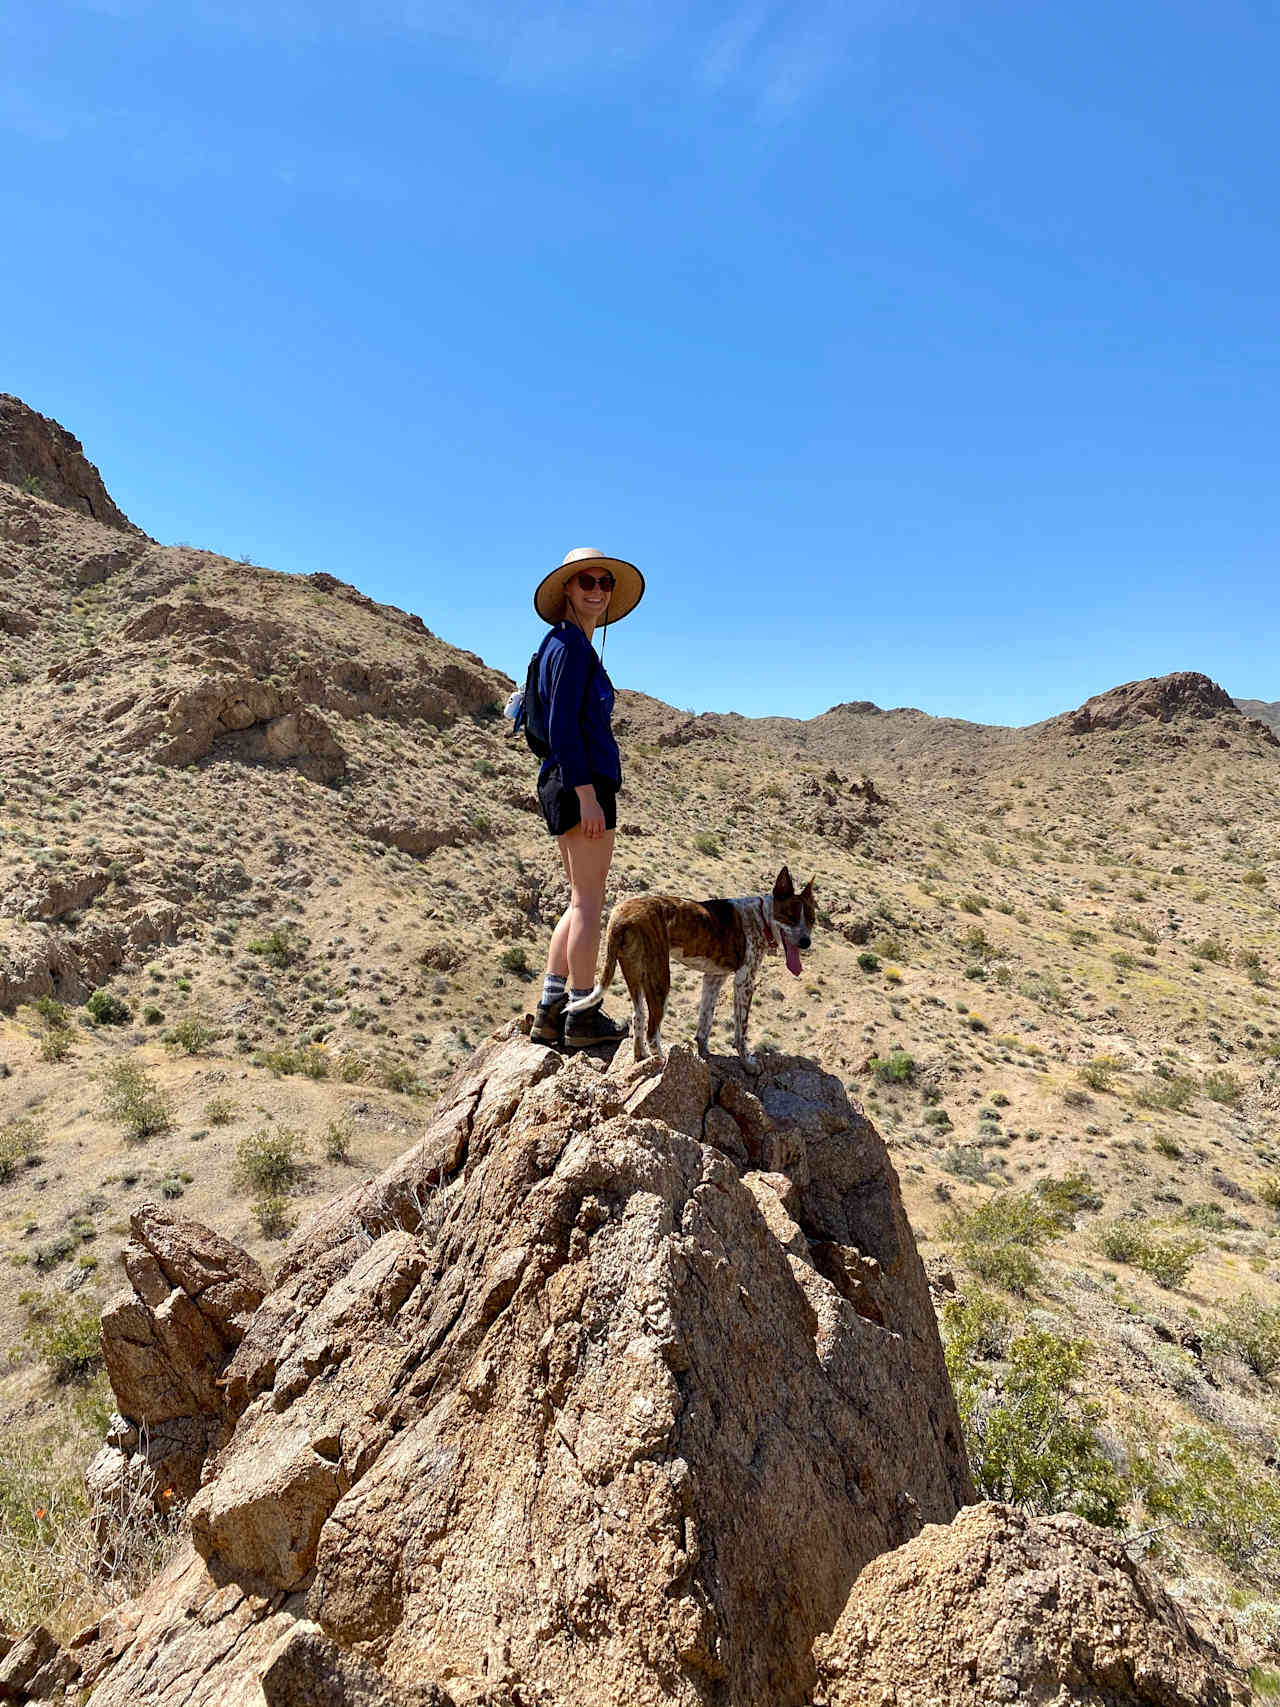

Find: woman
<box><xmin>529</xmin><ymin>546</ymin><xmax>645</xmax><ymax>1049</ymax></box>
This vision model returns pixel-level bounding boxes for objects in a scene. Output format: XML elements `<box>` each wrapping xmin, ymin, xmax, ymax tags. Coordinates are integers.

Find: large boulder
<box><xmin>813</xmin><ymin>1501</ymin><xmax>1247</xmax><ymax>1706</ymax></box>
<box><xmin>76</xmin><ymin>1030</ymin><xmax>971</xmax><ymax>1706</ymax></box>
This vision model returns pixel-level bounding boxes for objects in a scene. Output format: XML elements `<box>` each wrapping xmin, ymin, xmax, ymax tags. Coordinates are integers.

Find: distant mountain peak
<box><xmin>1046</xmin><ymin>671</ymin><xmax>1277</xmax><ymax>745</ymax></box>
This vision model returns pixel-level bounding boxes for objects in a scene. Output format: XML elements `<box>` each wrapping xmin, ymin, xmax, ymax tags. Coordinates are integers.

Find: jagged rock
<box><xmin>0</xmin><ymin>394</ymin><xmax>139</xmax><ymax>531</ymax></box>
<box><xmin>113</xmin><ymin>673</ymin><xmax>349</xmax><ymax>779</ymax></box>
<box><xmin>0</xmin><ymin>902</ymin><xmax>185</xmax><ymax>1011</ymax></box>
<box><xmin>95</xmin><ymin>1204</ymin><xmax>267</xmax><ymax>1505</ymax></box>
<box><xmin>1046</xmin><ymin>671</ymin><xmax>1279</xmax><ymax>746</ymax></box>
<box><xmin>812</xmin><ymin>1501</ymin><xmax>1248</xmax><ymax>1706</ymax></box>
<box><xmin>83</xmin><ymin>1027</ymin><xmax>972</xmax><ymax>1706</ymax></box>
<box><xmin>0</xmin><ymin>1622</ymin><xmax>77</xmax><ymax>1699</ymax></box>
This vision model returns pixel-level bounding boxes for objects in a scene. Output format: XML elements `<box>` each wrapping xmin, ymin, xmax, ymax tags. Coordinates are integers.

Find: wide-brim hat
<box><xmin>534</xmin><ymin>547</ymin><xmax>645</xmax><ymax>626</ymax></box>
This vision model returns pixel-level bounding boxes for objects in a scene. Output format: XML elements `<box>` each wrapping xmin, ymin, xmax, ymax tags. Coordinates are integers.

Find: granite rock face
<box><xmin>74</xmin><ymin>1029</ymin><xmax>971</xmax><ymax>1706</ymax></box>
<box><xmin>812</xmin><ymin>1501</ymin><xmax>1249</xmax><ymax>1706</ymax></box>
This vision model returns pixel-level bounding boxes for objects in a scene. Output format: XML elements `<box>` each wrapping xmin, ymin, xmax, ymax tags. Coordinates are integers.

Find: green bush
<box><xmin>378</xmin><ymin>1058</ymin><xmax>418</xmax><ymax>1095</ymax></box>
<box><xmin>166</xmin><ymin>1017</ymin><xmax>213</xmax><ymax>1056</ymax></box>
<box><xmin>38</xmin><ymin>1030</ymin><xmax>73</xmax><ymax>1063</ymax></box>
<box><xmin>1135</xmin><ymin>1426</ymin><xmax>1280</xmax><ymax>1582</ymax></box>
<box><xmin>252</xmin><ymin>1044</ymin><xmax>329</xmax><ymax>1080</ymax></box>
<box><xmin>942</xmin><ymin>1147</ymin><xmax>1004</xmax><ymax>1186</ymax></box>
<box><xmin>945</xmin><ymin>1324</ymin><xmax>1126</xmax><ymax>1526</ymax></box>
<box><xmin>252</xmin><ymin>1193</ymin><xmax>296</xmax><ymax>1239</ymax></box>
<box><xmin>32</xmin><ymin>997</ymin><xmax>70</xmax><ymax>1029</ymax></box>
<box><xmin>869</xmin><ymin>1049</ymin><xmax>915</xmax><ymax>1085</ymax></box>
<box><xmin>944</xmin><ymin>1192</ymin><xmax>1064</xmax><ymax>1296</ymax></box>
<box><xmin>1243</xmin><ymin>869</ymin><xmax>1267</xmax><ymax>888</ymax></box>
<box><xmin>1098</xmin><ymin>1219</ymin><xmax>1201</xmax><ymax>1288</ymax></box>
<box><xmin>0</xmin><ymin>1118</ymin><xmax>42</xmax><ymax>1183</ymax></box>
<box><xmin>22</xmin><ymin>1295</ymin><xmax>102</xmax><ymax>1384</ymax></box>
<box><xmin>941</xmin><ymin>1286</ymin><xmax>1011</xmax><ymax>1362</ymax></box>
<box><xmin>205</xmin><ymin>1096</ymin><xmax>236</xmax><ymax>1126</ymax></box>
<box><xmin>1207</xmin><ymin>1295</ymin><xmax>1280</xmax><ymax>1377</ymax></box>
<box><xmin>1203</xmin><ymin>1070</ymin><xmax>1242</xmax><ymax>1107</ymax></box>
<box><xmin>1194</xmin><ymin>937</ymin><xmax>1230</xmax><ymax>964</ymax></box>
<box><xmin>1035</xmin><ymin>1168</ymin><xmax>1102</xmax><ymax>1218</ymax></box>
<box><xmin>1077</xmin><ymin>1056</ymin><xmax>1122</xmax><ymax>1092</ymax></box>
<box><xmin>101</xmin><ymin>1060</ymin><xmax>172</xmax><ymax>1141</ymax></box>
<box><xmin>1136</xmin><ymin>1072</ymin><xmax>1197</xmax><ymax>1112</ymax></box>
<box><xmin>85</xmin><ymin>989</ymin><xmax>131</xmax><ymax>1026</ymax></box>
<box><xmin>499</xmin><ymin>945</ymin><xmax>533</xmax><ymax>979</ymax></box>
<box><xmin>247</xmin><ymin>925</ymin><xmax>299</xmax><ymax>969</ymax></box>
<box><xmin>693</xmin><ymin>832</ymin><xmax>722</xmax><ymax>857</ymax></box>
<box><xmin>857</xmin><ymin>951</ymin><xmax>880</xmax><ymax>973</ymax></box>
<box><xmin>235</xmin><ymin>1126</ymin><xmax>305</xmax><ymax>1195</ymax></box>
<box><xmin>1259</xmin><ymin>1176</ymin><xmax>1280</xmax><ymax>1210</ymax></box>
<box><xmin>324</xmin><ymin>1118</ymin><xmax>353</xmax><ymax>1163</ymax></box>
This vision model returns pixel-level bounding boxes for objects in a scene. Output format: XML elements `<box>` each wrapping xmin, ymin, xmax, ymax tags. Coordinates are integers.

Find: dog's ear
<box><xmin>773</xmin><ymin>866</ymin><xmax>794</xmax><ymax>897</ymax></box>
<box><xmin>801</xmin><ymin>877</ymin><xmax>815</xmax><ymax>897</ymax></box>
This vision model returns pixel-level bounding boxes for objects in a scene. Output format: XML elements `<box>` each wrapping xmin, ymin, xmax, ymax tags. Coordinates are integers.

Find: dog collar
<box><xmin>760</xmin><ymin>899</ymin><xmax>776</xmax><ymax>948</ymax></box>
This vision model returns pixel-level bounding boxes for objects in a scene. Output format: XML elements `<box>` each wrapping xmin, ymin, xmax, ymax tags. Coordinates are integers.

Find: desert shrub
<box><xmin>1258</xmin><ymin>1176</ymin><xmax>1280</xmax><ymax>1210</ymax></box>
<box><xmin>1152</xmin><ymin>1132</ymin><xmax>1182</xmax><ymax>1159</ymax></box>
<box><xmin>337</xmin><ymin>1052</ymin><xmax>370</xmax><ymax>1084</ymax></box>
<box><xmin>960</xmin><ymin>893</ymin><xmax>986</xmax><ymax>915</ymax></box>
<box><xmin>962</xmin><ymin>926</ymin><xmax>995</xmax><ymax>959</ymax></box>
<box><xmin>1020</xmin><ymin>972</ymin><xmax>1064</xmax><ymax>1012</ymax></box>
<box><xmin>235</xmin><ymin>1127</ymin><xmax>305</xmax><ymax>1195</ymax></box>
<box><xmin>1035</xmin><ymin>1168</ymin><xmax>1102</xmax><ymax>1218</ymax></box>
<box><xmin>165</xmin><ymin>1017</ymin><xmax>213</xmax><ymax>1056</ymax></box>
<box><xmin>22</xmin><ymin>1295</ymin><xmax>102</xmax><ymax>1384</ymax></box>
<box><xmin>324</xmin><ymin>1118</ymin><xmax>353</xmax><ymax>1163</ymax></box>
<box><xmin>39</xmin><ymin>1029</ymin><xmax>73</xmax><ymax>1063</ymax></box>
<box><xmin>941</xmin><ymin>1286</ymin><xmax>1012</xmax><ymax>1362</ymax></box>
<box><xmin>85</xmin><ymin>989</ymin><xmax>131</xmax><ymax>1026</ymax></box>
<box><xmin>1244</xmin><ymin>869</ymin><xmax>1268</xmax><ymax>888</ymax></box>
<box><xmin>499</xmin><ymin>945</ymin><xmax>532</xmax><ymax>978</ymax></box>
<box><xmin>1194</xmin><ymin>937</ymin><xmax>1230</xmax><ymax>964</ymax></box>
<box><xmin>0</xmin><ymin>1118</ymin><xmax>42</xmax><ymax>1183</ymax></box>
<box><xmin>33</xmin><ymin>997</ymin><xmax>70</xmax><ymax>1029</ymax></box>
<box><xmin>142</xmin><ymin>1006</ymin><xmax>164</xmax><ymax>1025</ymax></box>
<box><xmin>101</xmin><ymin>1061</ymin><xmax>172</xmax><ymax>1142</ymax></box>
<box><xmin>946</xmin><ymin>1325</ymin><xmax>1126</xmax><ymax>1527</ymax></box>
<box><xmin>1077</xmin><ymin>1056</ymin><xmax>1122</xmax><ymax>1092</ymax></box>
<box><xmin>1112</xmin><ymin>911</ymin><xmax>1159</xmax><ymax>946</ymax></box>
<box><xmin>252</xmin><ymin>1193</ymin><xmax>296</xmax><ymax>1239</ymax></box>
<box><xmin>1203</xmin><ymin>1070</ymin><xmax>1242</xmax><ymax>1107</ymax></box>
<box><xmin>253</xmin><ymin>1044</ymin><xmax>329</xmax><ymax>1080</ymax></box>
<box><xmin>204</xmin><ymin>1096</ymin><xmax>236</xmax><ymax>1126</ymax></box>
<box><xmin>1134</xmin><ymin>1427</ymin><xmax>1280</xmax><ymax>1583</ymax></box>
<box><xmin>378</xmin><ymin>1058</ymin><xmax>418</xmax><ymax>1094</ymax></box>
<box><xmin>1061</xmin><ymin>1086</ymin><xmax>1091</xmax><ymax>1110</ymax></box>
<box><xmin>857</xmin><ymin>951</ymin><xmax>880</xmax><ymax>973</ymax></box>
<box><xmin>869</xmin><ymin>1049</ymin><xmax>915</xmax><ymax>1085</ymax></box>
<box><xmin>1098</xmin><ymin>1219</ymin><xmax>1201</xmax><ymax>1288</ymax></box>
<box><xmin>944</xmin><ymin>1193</ymin><xmax>1062</xmax><ymax>1296</ymax></box>
<box><xmin>1239</xmin><ymin>949</ymin><xmax>1269</xmax><ymax>985</ymax></box>
<box><xmin>942</xmin><ymin>1147</ymin><xmax>1004</xmax><ymax>1186</ymax></box>
<box><xmin>1207</xmin><ymin>1296</ymin><xmax>1280</xmax><ymax>1378</ymax></box>
<box><xmin>247</xmin><ymin>925</ymin><xmax>299</xmax><ymax>969</ymax></box>
<box><xmin>1136</xmin><ymin>1072</ymin><xmax>1197</xmax><ymax>1112</ymax></box>
<box><xmin>693</xmin><ymin>832</ymin><xmax>721</xmax><ymax>857</ymax></box>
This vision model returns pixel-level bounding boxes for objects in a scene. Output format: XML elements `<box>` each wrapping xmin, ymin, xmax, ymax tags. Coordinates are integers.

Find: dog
<box><xmin>573</xmin><ymin>866</ymin><xmax>816</xmax><ymax>1070</ymax></box>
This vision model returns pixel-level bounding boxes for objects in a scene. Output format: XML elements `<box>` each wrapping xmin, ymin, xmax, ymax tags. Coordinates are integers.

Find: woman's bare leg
<box><xmin>544</xmin><ymin>838</ymin><xmax>574</xmax><ymax>978</ymax></box>
<box><xmin>559</xmin><ymin>826</ymin><xmax>615</xmax><ymax>991</ymax></box>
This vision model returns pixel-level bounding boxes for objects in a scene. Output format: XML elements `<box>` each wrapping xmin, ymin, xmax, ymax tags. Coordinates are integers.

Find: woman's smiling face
<box><xmin>563</xmin><ymin>569</ymin><xmax>613</xmax><ymax>627</ymax></box>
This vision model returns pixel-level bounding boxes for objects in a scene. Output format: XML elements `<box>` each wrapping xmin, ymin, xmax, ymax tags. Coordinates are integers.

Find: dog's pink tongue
<box><xmin>785</xmin><ymin>941</ymin><xmax>803</xmax><ymax>977</ymax></box>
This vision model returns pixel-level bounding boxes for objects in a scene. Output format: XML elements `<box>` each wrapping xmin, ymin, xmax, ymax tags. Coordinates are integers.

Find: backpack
<box><xmin>506</xmin><ymin>630</ymin><xmax>599</xmax><ymax>760</ymax></box>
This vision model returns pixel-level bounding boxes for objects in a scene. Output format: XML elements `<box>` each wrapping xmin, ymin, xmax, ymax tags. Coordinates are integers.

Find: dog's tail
<box><xmin>565</xmin><ymin>914</ymin><xmax>621</xmax><ymax>1013</ymax></box>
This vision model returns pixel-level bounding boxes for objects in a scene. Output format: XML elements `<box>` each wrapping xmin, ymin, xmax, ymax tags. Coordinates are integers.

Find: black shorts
<box><xmin>538</xmin><ymin>768</ymin><xmax>619</xmax><ymax>838</ymax></box>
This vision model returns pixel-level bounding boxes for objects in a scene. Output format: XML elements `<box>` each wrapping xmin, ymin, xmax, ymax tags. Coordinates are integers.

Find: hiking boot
<box><xmin>563</xmin><ymin>1002</ymin><xmax>628</xmax><ymax>1050</ymax></box>
<box><xmin>530</xmin><ymin>991</ymin><xmax>568</xmax><ymax>1045</ymax></box>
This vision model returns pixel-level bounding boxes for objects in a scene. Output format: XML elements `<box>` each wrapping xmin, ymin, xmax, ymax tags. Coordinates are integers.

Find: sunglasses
<box><xmin>571</xmin><ymin>571</ymin><xmax>615</xmax><ymax>592</ymax></box>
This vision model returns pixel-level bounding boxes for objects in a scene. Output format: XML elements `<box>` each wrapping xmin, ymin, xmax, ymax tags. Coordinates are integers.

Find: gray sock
<box><xmin>569</xmin><ymin>987</ymin><xmax>596</xmax><ymax>1007</ymax></box>
<box><xmin>541</xmin><ymin>974</ymin><xmax>566</xmax><ymax>1005</ymax></box>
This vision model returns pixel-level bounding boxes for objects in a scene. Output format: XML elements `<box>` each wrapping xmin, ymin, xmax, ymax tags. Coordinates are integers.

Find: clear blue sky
<box><xmin>6</xmin><ymin>1</ymin><xmax>1278</xmax><ymax>724</ymax></box>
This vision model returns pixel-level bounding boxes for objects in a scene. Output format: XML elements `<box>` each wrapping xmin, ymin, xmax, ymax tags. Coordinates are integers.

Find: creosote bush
<box><xmin>1098</xmin><ymin>1219</ymin><xmax>1202</xmax><ymax>1289</ymax></box>
<box><xmin>1207</xmin><ymin>1296</ymin><xmax>1280</xmax><ymax>1378</ymax></box>
<box><xmin>100</xmin><ymin>1060</ymin><xmax>172</xmax><ymax>1142</ymax></box>
<box><xmin>234</xmin><ymin>1126</ymin><xmax>306</xmax><ymax>1195</ymax></box>
<box><xmin>0</xmin><ymin>1118</ymin><xmax>43</xmax><ymax>1182</ymax></box>
<box><xmin>22</xmin><ymin>1294</ymin><xmax>103</xmax><ymax>1384</ymax></box>
<box><xmin>868</xmin><ymin>1049</ymin><xmax>915</xmax><ymax>1085</ymax></box>
<box><xmin>85</xmin><ymin>989</ymin><xmax>131</xmax><ymax>1026</ymax></box>
<box><xmin>943</xmin><ymin>1192</ymin><xmax>1064</xmax><ymax>1296</ymax></box>
<box><xmin>943</xmin><ymin>1316</ymin><xmax>1126</xmax><ymax>1527</ymax></box>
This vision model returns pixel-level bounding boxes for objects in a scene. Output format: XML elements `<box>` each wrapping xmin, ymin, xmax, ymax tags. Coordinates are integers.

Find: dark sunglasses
<box><xmin>571</xmin><ymin>571</ymin><xmax>615</xmax><ymax>592</ymax></box>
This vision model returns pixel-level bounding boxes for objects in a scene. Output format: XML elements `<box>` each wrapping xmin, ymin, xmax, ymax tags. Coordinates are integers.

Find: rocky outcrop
<box><xmin>1045</xmin><ymin>672</ymin><xmax>1279</xmax><ymax>746</ymax></box>
<box><xmin>812</xmin><ymin>1501</ymin><xmax>1247</xmax><ymax>1705</ymax></box>
<box><xmin>0</xmin><ymin>901</ymin><xmax>184</xmax><ymax>1010</ymax></box>
<box><xmin>70</xmin><ymin>1029</ymin><xmax>971</xmax><ymax>1706</ymax></box>
<box><xmin>0</xmin><ymin>395</ymin><xmax>138</xmax><ymax>532</ymax></box>
<box><xmin>90</xmin><ymin>1204</ymin><xmax>268</xmax><ymax>1515</ymax></box>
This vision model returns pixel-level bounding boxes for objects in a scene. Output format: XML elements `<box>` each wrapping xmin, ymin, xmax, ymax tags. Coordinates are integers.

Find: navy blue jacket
<box><xmin>538</xmin><ymin>622</ymin><xmax>621</xmax><ymax>791</ymax></box>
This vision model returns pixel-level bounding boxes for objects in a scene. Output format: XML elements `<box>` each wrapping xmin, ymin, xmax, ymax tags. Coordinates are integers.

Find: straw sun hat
<box><xmin>534</xmin><ymin>547</ymin><xmax>645</xmax><ymax>626</ymax></box>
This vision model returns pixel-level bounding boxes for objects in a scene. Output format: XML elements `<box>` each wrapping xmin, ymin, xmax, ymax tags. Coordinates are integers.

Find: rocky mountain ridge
<box><xmin>5</xmin><ymin>1032</ymin><xmax>1248</xmax><ymax>1706</ymax></box>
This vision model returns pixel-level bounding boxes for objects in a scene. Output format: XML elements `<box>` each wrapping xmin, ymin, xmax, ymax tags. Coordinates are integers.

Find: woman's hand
<box><xmin>575</xmin><ymin>784</ymin><xmax>606</xmax><ymax>839</ymax></box>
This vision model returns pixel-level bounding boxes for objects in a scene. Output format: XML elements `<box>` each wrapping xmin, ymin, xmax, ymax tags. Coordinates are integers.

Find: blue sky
<box><xmin>5</xmin><ymin>1</ymin><xmax>1278</xmax><ymax>724</ymax></box>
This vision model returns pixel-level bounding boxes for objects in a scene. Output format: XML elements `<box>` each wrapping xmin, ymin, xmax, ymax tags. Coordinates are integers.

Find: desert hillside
<box><xmin>3</xmin><ymin>398</ymin><xmax>1280</xmax><ymax>1684</ymax></box>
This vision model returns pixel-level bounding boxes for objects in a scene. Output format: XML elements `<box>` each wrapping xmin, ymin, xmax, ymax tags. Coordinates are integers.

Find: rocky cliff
<box><xmin>0</xmin><ymin>395</ymin><xmax>140</xmax><ymax>533</ymax></box>
<box><xmin>5</xmin><ymin>1028</ymin><xmax>1248</xmax><ymax>1706</ymax></box>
